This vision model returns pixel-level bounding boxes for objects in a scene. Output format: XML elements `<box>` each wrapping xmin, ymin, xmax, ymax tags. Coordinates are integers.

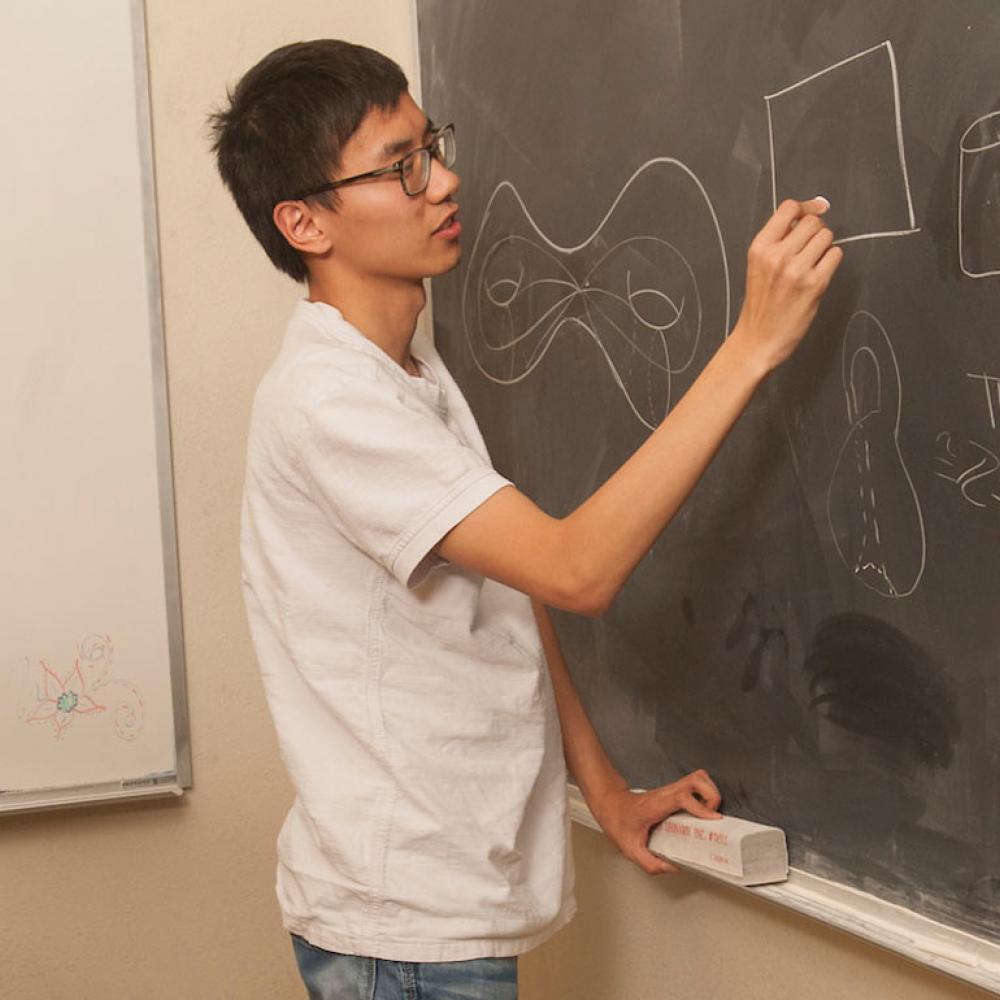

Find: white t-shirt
<box><xmin>240</xmin><ymin>299</ymin><xmax>575</xmax><ymax>962</ymax></box>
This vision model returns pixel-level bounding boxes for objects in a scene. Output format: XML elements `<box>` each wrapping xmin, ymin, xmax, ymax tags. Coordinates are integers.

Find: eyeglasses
<box><xmin>289</xmin><ymin>123</ymin><xmax>456</xmax><ymax>201</ymax></box>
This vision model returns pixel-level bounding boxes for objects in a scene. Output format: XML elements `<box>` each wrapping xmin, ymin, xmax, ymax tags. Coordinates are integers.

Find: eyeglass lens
<box><xmin>401</xmin><ymin>127</ymin><xmax>456</xmax><ymax>195</ymax></box>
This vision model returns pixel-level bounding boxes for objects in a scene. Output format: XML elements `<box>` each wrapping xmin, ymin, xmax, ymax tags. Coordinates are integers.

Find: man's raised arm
<box><xmin>437</xmin><ymin>198</ymin><xmax>842</xmax><ymax>614</ymax></box>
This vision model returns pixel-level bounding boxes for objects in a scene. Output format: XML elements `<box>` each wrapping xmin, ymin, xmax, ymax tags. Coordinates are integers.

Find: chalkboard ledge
<box><xmin>568</xmin><ymin>785</ymin><xmax>1000</xmax><ymax>993</ymax></box>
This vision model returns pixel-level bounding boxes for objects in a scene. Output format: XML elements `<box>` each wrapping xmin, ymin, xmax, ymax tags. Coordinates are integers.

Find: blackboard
<box><xmin>418</xmin><ymin>0</ymin><xmax>1000</xmax><ymax>945</ymax></box>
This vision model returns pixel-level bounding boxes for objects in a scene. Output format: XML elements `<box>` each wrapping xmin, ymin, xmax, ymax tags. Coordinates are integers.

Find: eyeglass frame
<box><xmin>287</xmin><ymin>122</ymin><xmax>455</xmax><ymax>202</ymax></box>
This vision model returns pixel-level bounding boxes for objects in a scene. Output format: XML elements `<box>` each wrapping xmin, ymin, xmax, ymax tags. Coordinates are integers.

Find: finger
<box><xmin>781</xmin><ymin>213</ymin><xmax>826</xmax><ymax>254</ymax></box>
<box><xmin>638</xmin><ymin>847</ymin><xmax>678</xmax><ymax>875</ymax></box>
<box><xmin>682</xmin><ymin>794</ymin><xmax>722</xmax><ymax>820</ymax></box>
<box><xmin>758</xmin><ymin>196</ymin><xmax>829</xmax><ymax>244</ymax></box>
<box><xmin>754</xmin><ymin>198</ymin><xmax>810</xmax><ymax>245</ymax></box>
<box><xmin>787</xmin><ymin>195</ymin><xmax>831</xmax><ymax>228</ymax></box>
<box><xmin>802</xmin><ymin>195</ymin><xmax>831</xmax><ymax>216</ymax></box>
<box><xmin>797</xmin><ymin>224</ymin><xmax>836</xmax><ymax>268</ymax></box>
<box><xmin>813</xmin><ymin>244</ymin><xmax>845</xmax><ymax>284</ymax></box>
<box><xmin>686</xmin><ymin>770</ymin><xmax>723</xmax><ymax>812</ymax></box>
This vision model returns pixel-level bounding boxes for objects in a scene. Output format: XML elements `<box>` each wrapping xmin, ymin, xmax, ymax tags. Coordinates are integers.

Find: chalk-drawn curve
<box><xmin>958</xmin><ymin>110</ymin><xmax>1000</xmax><ymax>279</ymax></box>
<box><xmin>461</xmin><ymin>158</ymin><xmax>731</xmax><ymax>430</ymax></box>
<box><xmin>826</xmin><ymin>311</ymin><xmax>926</xmax><ymax>598</ymax></box>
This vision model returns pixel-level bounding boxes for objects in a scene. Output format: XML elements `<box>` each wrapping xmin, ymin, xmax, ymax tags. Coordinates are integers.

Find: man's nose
<box><xmin>427</xmin><ymin>157</ymin><xmax>460</xmax><ymax>201</ymax></box>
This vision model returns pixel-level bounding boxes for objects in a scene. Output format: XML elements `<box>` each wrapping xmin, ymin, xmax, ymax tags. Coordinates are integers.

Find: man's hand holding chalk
<box><xmin>731</xmin><ymin>195</ymin><xmax>842</xmax><ymax>373</ymax></box>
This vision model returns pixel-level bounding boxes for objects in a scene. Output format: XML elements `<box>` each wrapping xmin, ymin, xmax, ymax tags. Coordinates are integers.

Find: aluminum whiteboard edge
<box><xmin>568</xmin><ymin>785</ymin><xmax>1000</xmax><ymax>994</ymax></box>
<box><xmin>132</xmin><ymin>0</ymin><xmax>192</xmax><ymax>790</ymax></box>
<box><xmin>0</xmin><ymin>776</ymin><xmax>183</xmax><ymax>815</ymax></box>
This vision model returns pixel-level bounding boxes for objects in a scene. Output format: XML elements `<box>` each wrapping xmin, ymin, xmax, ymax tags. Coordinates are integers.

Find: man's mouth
<box><xmin>433</xmin><ymin>211</ymin><xmax>461</xmax><ymax>239</ymax></box>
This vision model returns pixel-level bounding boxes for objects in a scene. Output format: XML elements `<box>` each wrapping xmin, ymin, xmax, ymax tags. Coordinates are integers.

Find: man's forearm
<box><xmin>557</xmin><ymin>331</ymin><xmax>766</xmax><ymax>614</ymax></box>
<box><xmin>532</xmin><ymin>600</ymin><xmax>628</xmax><ymax>814</ymax></box>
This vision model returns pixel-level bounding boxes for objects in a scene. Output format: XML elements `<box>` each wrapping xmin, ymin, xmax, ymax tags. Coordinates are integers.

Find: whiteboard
<box><xmin>0</xmin><ymin>0</ymin><xmax>190</xmax><ymax>812</ymax></box>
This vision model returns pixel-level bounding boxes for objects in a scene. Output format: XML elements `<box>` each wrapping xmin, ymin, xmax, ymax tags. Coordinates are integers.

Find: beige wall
<box><xmin>520</xmin><ymin>827</ymin><xmax>990</xmax><ymax>1000</ymax></box>
<box><xmin>0</xmin><ymin>2</ymin><xmax>991</xmax><ymax>998</ymax></box>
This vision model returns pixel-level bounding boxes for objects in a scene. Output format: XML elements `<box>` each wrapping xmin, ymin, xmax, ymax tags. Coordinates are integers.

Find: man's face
<box><xmin>320</xmin><ymin>93</ymin><xmax>461</xmax><ymax>284</ymax></box>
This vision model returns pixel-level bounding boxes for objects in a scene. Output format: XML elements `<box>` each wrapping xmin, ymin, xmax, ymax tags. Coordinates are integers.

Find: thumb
<box><xmin>638</xmin><ymin>845</ymin><xmax>679</xmax><ymax>875</ymax></box>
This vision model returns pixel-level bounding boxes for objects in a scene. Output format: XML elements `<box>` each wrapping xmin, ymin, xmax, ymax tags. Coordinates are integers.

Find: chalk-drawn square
<box><xmin>765</xmin><ymin>42</ymin><xmax>917</xmax><ymax>244</ymax></box>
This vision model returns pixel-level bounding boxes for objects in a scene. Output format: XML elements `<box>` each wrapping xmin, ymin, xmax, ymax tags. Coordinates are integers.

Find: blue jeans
<box><xmin>291</xmin><ymin>935</ymin><xmax>518</xmax><ymax>1000</ymax></box>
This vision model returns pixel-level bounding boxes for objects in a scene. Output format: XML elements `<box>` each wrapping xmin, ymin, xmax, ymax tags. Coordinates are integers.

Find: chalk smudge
<box><xmin>805</xmin><ymin>613</ymin><xmax>959</xmax><ymax>769</ymax></box>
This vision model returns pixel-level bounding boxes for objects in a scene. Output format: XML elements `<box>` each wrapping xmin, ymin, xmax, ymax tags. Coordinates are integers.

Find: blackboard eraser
<box><xmin>649</xmin><ymin>811</ymin><xmax>788</xmax><ymax>886</ymax></box>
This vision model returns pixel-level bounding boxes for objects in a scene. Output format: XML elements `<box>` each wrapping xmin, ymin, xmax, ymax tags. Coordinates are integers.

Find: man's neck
<box><xmin>307</xmin><ymin>271</ymin><xmax>427</xmax><ymax>369</ymax></box>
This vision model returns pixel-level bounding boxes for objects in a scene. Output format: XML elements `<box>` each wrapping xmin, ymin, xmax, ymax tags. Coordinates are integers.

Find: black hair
<box><xmin>207</xmin><ymin>40</ymin><xmax>408</xmax><ymax>282</ymax></box>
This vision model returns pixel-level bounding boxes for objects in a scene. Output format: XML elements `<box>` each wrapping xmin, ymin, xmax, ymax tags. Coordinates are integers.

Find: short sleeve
<box><xmin>297</xmin><ymin>371</ymin><xmax>511</xmax><ymax>588</ymax></box>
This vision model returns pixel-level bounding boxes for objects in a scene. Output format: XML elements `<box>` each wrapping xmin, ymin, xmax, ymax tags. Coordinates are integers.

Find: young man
<box><xmin>210</xmin><ymin>39</ymin><xmax>841</xmax><ymax>1000</ymax></box>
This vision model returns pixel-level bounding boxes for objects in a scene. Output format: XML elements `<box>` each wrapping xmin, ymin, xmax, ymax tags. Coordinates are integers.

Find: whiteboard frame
<box><xmin>0</xmin><ymin>0</ymin><xmax>190</xmax><ymax>816</ymax></box>
<box><xmin>569</xmin><ymin>786</ymin><xmax>1000</xmax><ymax>994</ymax></box>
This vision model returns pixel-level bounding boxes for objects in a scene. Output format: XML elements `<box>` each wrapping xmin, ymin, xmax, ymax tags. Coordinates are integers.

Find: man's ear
<box><xmin>273</xmin><ymin>200</ymin><xmax>333</xmax><ymax>258</ymax></box>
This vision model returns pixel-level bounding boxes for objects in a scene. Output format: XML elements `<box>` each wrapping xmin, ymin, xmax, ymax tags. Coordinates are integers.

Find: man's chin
<box><xmin>426</xmin><ymin>244</ymin><xmax>462</xmax><ymax>278</ymax></box>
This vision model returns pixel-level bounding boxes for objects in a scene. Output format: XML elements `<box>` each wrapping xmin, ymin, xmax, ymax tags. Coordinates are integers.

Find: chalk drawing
<box><xmin>933</xmin><ymin>432</ymin><xmax>1000</xmax><ymax>509</ymax></box>
<box><xmin>930</xmin><ymin>372</ymin><xmax>1000</xmax><ymax>508</ymax></box>
<box><xmin>24</xmin><ymin>635</ymin><xmax>144</xmax><ymax>741</ymax></box>
<box><xmin>826</xmin><ymin>311</ymin><xmax>926</xmax><ymax>598</ymax></box>
<box><xmin>461</xmin><ymin>158</ymin><xmax>731</xmax><ymax>430</ymax></box>
<box><xmin>765</xmin><ymin>41</ymin><xmax>918</xmax><ymax>245</ymax></box>
<box><xmin>959</xmin><ymin>112</ymin><xmax>1000</xmax><ymax>278</ymax></box>
<box><xmin>966</xmin><ymin>371</ymin><xmax>1000</xmax><ymax>429</ymax></box>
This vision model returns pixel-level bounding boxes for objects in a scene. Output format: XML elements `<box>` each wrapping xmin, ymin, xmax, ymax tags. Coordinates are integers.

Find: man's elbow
<box><xmin>548</xmin><ymin>562</ymin><xmax>617</xmax><ymax>618</ymax></box>
<box><xmin>574</xmin><ymin>587</ymin><xmax>614</xmax><ymax>618</ymax></box>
